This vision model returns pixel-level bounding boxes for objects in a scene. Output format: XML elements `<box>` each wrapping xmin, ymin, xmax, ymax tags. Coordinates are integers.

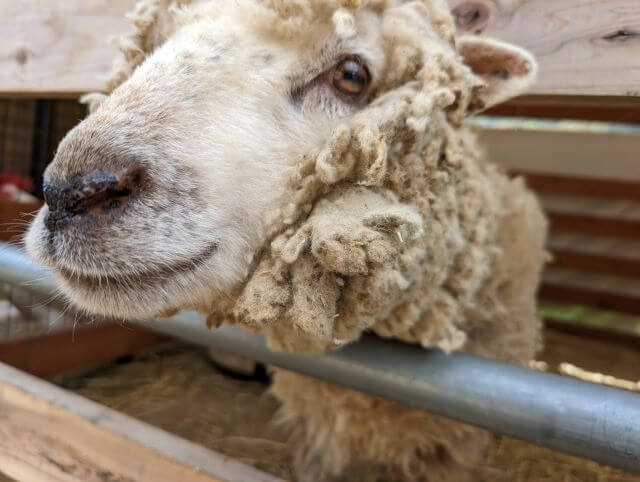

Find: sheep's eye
<box><xmin>332</xmin><ymin>57</ymin><xmax>370</xmax><ymax>97</ymax></box>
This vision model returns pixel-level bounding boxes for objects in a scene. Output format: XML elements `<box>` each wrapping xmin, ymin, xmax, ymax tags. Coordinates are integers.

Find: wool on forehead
<box><xmin>96</xmin><ymin>0</ymin><xmax>462</xmax><ymax>91</ymax></box>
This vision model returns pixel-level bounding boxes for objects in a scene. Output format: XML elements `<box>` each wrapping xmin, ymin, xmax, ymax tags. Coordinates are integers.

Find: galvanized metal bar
<box><xmin>1</xmin><ymin>242</ymin><xmax>639</xmax><ymax>473</ymax></box>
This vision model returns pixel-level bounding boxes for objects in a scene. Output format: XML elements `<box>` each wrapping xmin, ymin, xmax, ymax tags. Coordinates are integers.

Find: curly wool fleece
<box><xmin>95</xmin><ymin>0</ymin><xmax>547</xmax><ymax>359</ymax></box>
<box><xmin>218</xmin><ymin>3</ymin><xmax>546</xmax><ymax>359</ymax></box>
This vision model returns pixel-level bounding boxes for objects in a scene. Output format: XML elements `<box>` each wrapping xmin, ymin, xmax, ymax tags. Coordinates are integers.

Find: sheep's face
<box><xmin>25</xmin><ymin>0</ymin><xmax>536</xmax><ymax>320</ymax></box>
<box><xmin>25</xmin><ymin>3</ymin><xmax>389</xmax><ymax>318</ymax></box>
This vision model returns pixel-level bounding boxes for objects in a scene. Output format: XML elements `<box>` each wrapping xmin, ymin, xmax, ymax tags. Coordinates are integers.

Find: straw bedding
<box><xmin>52</xmin><ymin>326</ymin><xmax>640</xmax><ymax>481</ymax></box>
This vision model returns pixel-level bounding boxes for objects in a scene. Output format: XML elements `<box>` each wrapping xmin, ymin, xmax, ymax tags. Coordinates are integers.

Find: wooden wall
<box><xmin>475</xmin><ymin>122</ymin><xmax>640</xmax><ymax>181</ymax></box>
<box><xmin>450</xmin><ymin>0</ymin><xmax>640</xmax><ymax>96</ymax></box>
<box><xmin>1</xmin><ymin>0</ymin><xmax>639</xmax><ymax>96</ymax></box>
<box><xmin>0</xmin><ymin>0</ymin><xmax>133</xmax><ymax>96</ymax></box>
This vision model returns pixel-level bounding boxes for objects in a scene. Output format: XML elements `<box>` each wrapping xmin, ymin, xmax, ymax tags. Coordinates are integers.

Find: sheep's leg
<box><xmin>271</xmin><ymin>369</ymin><xmax>488</xmax><ymax>482</ymax></box>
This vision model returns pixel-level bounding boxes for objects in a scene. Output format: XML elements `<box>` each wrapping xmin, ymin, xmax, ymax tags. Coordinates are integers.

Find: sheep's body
<box><xmin>252</xmin><ymin>124</ymin><xmax>547</xmax><ymax>480</ymax></box>
<box><xmin>273</xmin><ymin>178</ymin><xmax>546</xmax><ymax>481</ymax></box>
<box><xmin>27</xmin><ymin>0</ymin><xmax>547</xmax><ymax>480</ymax></box>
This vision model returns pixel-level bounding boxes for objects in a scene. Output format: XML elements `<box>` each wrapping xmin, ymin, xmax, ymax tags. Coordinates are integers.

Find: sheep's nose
<box><xmin>43</xmin><ymin>167</ymin><xmax>146</xmax><ymax>230</ymax></box>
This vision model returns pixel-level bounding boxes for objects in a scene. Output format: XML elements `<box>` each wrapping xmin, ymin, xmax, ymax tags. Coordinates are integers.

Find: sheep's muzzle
<box><xmin>43</xmin><ymin>167</ymin><xmax>147</xmax><ymax>231</ymax></box>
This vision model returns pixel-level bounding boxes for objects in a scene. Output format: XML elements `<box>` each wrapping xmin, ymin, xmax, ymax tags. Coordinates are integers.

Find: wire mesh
<box><xmin>0</xmin><ymin>277</ymin><xmax>113</xmax><ymax>343</ymax></box>
<box><xmin>0</xmin><ymin>99</ymin><xmax>87</xmax><ymax>340</ymax></box>
<box><xmin>0</xmin><ymin>100</ymin><xmax>36</xmax><ymax>178</ymax></box>
<box><xmin>0</xmin><ymin>98</ymin><xmax>86</xmax><ymax>195</ymax></box>
<box><xmin>0</xmin><ymin>280</ymin><xmax>77</xmax><ymax>341</ymax></box>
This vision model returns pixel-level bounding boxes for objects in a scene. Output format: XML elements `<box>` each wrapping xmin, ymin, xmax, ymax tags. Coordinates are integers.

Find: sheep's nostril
<box><xmin>43</xmin><ymin>167</ymin><xmax>147</xmax><ymax>230</ymax></box>
<box><xmin>71</xmin><ymin>173</ymin><xmax>131</xmax><ymax>214</ymax></box>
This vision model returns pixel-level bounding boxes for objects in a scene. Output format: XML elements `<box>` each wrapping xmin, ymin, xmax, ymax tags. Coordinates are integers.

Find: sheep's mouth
<box><xmin>56</xmin><ymin>241</ymin><xmax>219</xmax><ymax>291</ymax></box>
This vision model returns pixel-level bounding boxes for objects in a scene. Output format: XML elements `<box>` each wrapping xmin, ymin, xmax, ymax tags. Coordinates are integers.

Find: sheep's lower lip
<box><xmin>57</xmin><ymin>241</ymin><xmax>219</xmax><ymax>290</ymax></box>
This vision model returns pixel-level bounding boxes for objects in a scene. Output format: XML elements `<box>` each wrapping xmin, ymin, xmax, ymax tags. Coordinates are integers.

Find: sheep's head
<box><xmin>26</xmin><ymin>0</ymin><xmax>537</xmax><ymax>331</ymax></box>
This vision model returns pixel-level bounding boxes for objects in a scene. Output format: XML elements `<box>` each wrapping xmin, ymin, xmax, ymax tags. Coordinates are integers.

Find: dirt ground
<box><xmin>43</xmin><ymin>326</ymin><xmax>639</xmax><ymax>481</ymax></box>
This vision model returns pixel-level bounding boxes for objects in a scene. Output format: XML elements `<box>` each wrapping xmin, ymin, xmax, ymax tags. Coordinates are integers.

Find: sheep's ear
<box><xmin>457</xmin><ymin>36</ymin><xmax>537</xmax><ymax>112</ymax></box>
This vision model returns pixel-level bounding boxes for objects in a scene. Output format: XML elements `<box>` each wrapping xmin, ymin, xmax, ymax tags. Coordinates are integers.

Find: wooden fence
<box><xmin>0</xmin><ymin>2</ymin><xmax>639</xmax><ymax>480</ymax></box>
<box><xmin>2</xmin><ymin>0</ymin><xmax>640</xmax><ymax>96</ymax></box>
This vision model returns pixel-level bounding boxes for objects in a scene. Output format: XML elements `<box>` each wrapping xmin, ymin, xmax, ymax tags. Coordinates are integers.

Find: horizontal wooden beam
<box><xmin>487</xmin><ymin>95</ymin><xmax>640</xmax><ymax>124</ymax></box>
<box><xmin>542</xmin><ymin>266</ymin><xmax>640</xmax><ymax>315</ymax></box>
<box><xmin>478</xmin><ymin>126</ymin><xmax>640</xmax><ymax>181</ymax></box>
<box><xmin>550</xmin><ymin>249</ymin><xmax>640</xmax><ymax>279</ymax></box>
<box><xmin>0</xmin><ymin>361</ymin><xmax>284</xmax><ymax>482</ymax></box>
<box><xmin>544</xmin><ymin>320</ymin><xmax>640</xmax><ymax>352</ymax></box>
<box><xmin>0</xmin><ymin>0</ymin><xmax>133</xmax><ymax>96</ymax></box>
<box><xmin>2</xmin><ymin>0</ymin><xmax>640</xmax><ymax>96</ymax></box>
<box><xmin>0</xmin><ymin>323</ymin><xmax>171</xmax><ymax>377</ymax></box>
<box><xmin>513</xmin><ymin>172</ymin><xmax>640</xmax><ymax>202</ymax></box>
<box><xmin>548</xmin><ymin>213</ymin><xmax>640</xmax><ymax>241</ymax></box>
<box><xmin>547</xmin><ymin>231</ymin><xmax>640</xmax><ymax>278</ymax></box>
<box><xmin>541</xmin><ymin>283</ymin><xmax>640</xmax><ymax>316</ymax></box>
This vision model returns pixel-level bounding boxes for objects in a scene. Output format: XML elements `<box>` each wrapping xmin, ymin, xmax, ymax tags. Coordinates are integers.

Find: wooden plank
<box><xmin>537</xmin><ymin>193</ymin><xmax>640</xmax><ymax>239</ymax></box>
<box><xmin>540</xmin><ymin>193</ymin><xmax>640</xmax><ymax>222</ymax></box>
<box><xmin>487</xmin><ymin>95</ymin><xmax>640</xmax><ymax>124</ymax></box>
<box><xmin>477</xmin><ymin>127</ymin><xmax>640</xmax><ymax>181</ymax></box>
<box><xmin>544</xmin><ymin>267</ymin><xmax>640</xmax><ymax>300</ymax></box>
<box><xmin>541</xmin><ymin>282</ymin><xmax>640</xmax><ymax>315</ymax></box>
<box><xmin>0</xmin><ymin>361</ymin><xmax>284</xmax><ymax>482</ymax></box>
<box><xmin>549</xmin><ymin>213</ymin><xmax>640</xmax><ymax>241</ymax></box>
<box><xmin>550</xmin><ymin>249</ymin><xmax>640</xmax><ymax>279</ymax></box>
<box><xmin>541</xmin><ymin>267</ymin><xmax>640</xmax><ymax>315</ymax></box>
<box><xmin>0</xmin><ymin>323</ymin><xmax>171</xmax><ymax>377</ymax></box>
<box><xmin>0</xmin><ymin>0</ymin><xmax>134</xmax><ymax>96</ymax></box>
<box><xmin>544</xmin><ymin>320</ymin><xmax>640</xmax><ymax>354</ymax></box>
<box><xmin>548</xmin><ymin>232</ymin><xmax>640</xmax><ymax>278</ymax></box>
<box><xmin>514</xmin><ymin>172</ymin><xmax>640</xmax><ymax>202</ymax></box>
<box><xmin>450</xmin><ymin>0</ymin><xmax>640</xmax><ymax>96</ymax></box>
<box><xmin>541</xmin><ymin>302</ymin><xmax>640</xmax><ymax>338</ymax></box>
<box><xmin>1</xmin><ymin>0</ymin><xmax>640</xmax><ymax>96</ymax></box>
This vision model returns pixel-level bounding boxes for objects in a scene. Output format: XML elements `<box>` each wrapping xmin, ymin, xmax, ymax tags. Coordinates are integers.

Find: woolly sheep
<box><xmin>26</xmin><ymin>1</ymin><xmax>548</xmax><ymax>480</ymax></box>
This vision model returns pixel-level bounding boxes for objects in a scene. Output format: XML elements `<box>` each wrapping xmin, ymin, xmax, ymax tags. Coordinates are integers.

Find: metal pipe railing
<box><xmin>1</xmin><ymin>242</ymin><xmax>639</xmax><ymax>473</ymax></box>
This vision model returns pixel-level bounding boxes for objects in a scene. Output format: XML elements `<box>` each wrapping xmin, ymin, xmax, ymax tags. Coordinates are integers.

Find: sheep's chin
<box><xmin>52</xmin><ymin>242</ymin><xmax>219</xmax><ymax>319</ymax></box>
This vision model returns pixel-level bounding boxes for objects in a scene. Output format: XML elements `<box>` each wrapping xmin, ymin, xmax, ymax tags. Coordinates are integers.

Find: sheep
<box><xmin>25</xmin><ymin>0</ymin><xmax>548</xmax><ymax>480</ymax></box>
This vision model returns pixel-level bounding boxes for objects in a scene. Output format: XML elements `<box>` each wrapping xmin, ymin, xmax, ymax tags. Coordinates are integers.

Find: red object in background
<box><xmin>0</xmin><ymin>173</ymin><xmax>34</xmax><ymax>192</ymax></box>
<box><xmin>0</xmin><ymin>173</ymin><xmax>41</xmax><ymax>242</ymax></box>
<box><xmin>0</xmin><ymin>173</ymin><xmax>35</xmax><ymax>202</ymax></box>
